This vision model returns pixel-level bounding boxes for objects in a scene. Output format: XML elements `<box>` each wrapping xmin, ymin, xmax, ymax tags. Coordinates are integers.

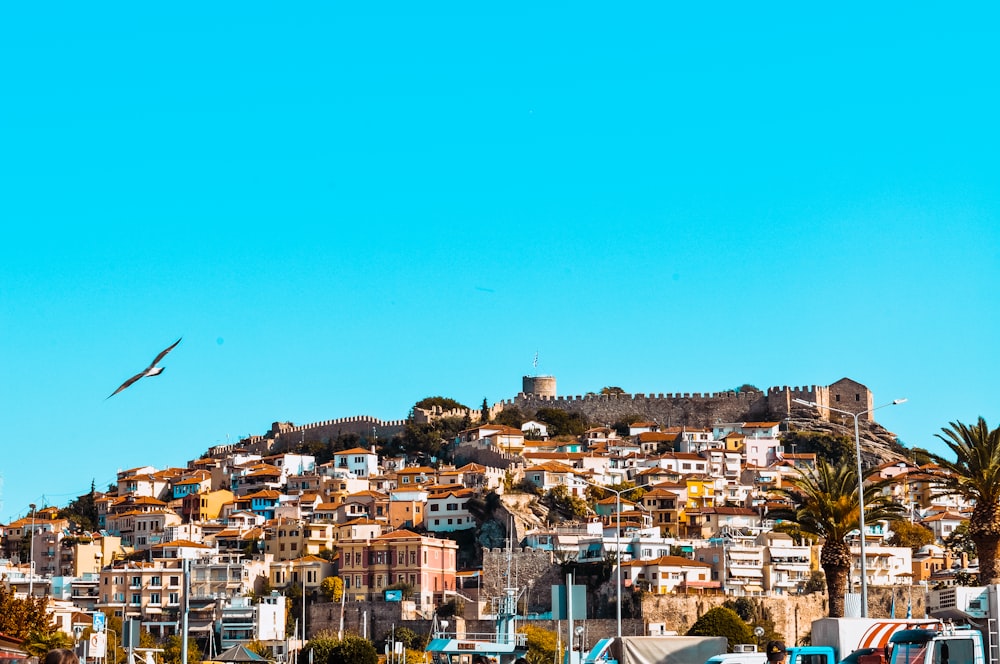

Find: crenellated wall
<box><xmin>502</xmin><ymin>380</ymin><xmax>870</xmax><ymax>429</ymax></box>
<box><xmin>506</xmin><ymin>389</ymin><xmax>773</xmax><ymax>428</ymax></box>
<box><xmin>272</xmin><ymin>415</ymin><xmax>407</xmax><ymax>451</ymax></box>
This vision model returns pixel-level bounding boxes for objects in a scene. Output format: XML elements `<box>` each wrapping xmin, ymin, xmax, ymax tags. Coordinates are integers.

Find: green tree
<box><xmin>586</xmin><ymin>481</ymin><xmax>646</xmax><ymax>504</ymax></box>
<box><xmin>535</xmin><ymin>408</ymin><xmax>589</xmax><ymax>437</ymax></box>
<box><xmin>600</xmin><ymin>386</ymin><xmax>625</xmax><ymax>395</ymax></box>
<box><xmin>803</xmin><ymin>570</ymin><xmax>826</xmax><ymax>594</ymax></box>
<box><xmin>886</xmin><ymin>521</ymin><xmax>936</xmax><ymax>551</ymax></box>
<box><xmin>545</xmin><ymin>485</ymin><xmax>590</xmax><ymax>520</ymax></box>
<box><xmin>494</xmin><ymin>406</ymin><xmax>525</xmax><ymax>428</ymax></box>
<box><xmin>320</xmin><ymin>576</ymin><xmax>343</xmax><ymax>602</ymax></box>
<box><xmin>0</xmin><ymin>583</ymin><xmax>54</xmax><ymax>640</ymax></box>
<box><xmin>58</xmin><ymin>480</ymin><xmax>99</xmax><ymax>532</ymax></box>
<box><xmin>927</xmin><ymin>418</ymin><xmax>1000</xmax><ymax>584</ymax></box>
<box><xmin>300</xmin><ymin>632</ymin><xmax>339</xmax><ymax>664</ymax></box>
<box><xmin>414</xmin><ymin>396</ymin><xmax>467</xmax><ymax>411</ymax></box>
<box><xmin>773</xmin><ymin>459</ymin><xmax>905</xmax><ymax>617</ymax></box>
<box><xmin>481</xmin><ymin>397</ymin><xmax>490</xmax><ymax>423</ymax></box>
<box><xmin>300</xmin><ymin>633</ymin><xmax>377</xmax><ymax>664</ymax></box>
<box><xmin>326</xmin><ymin>635</ymin><xmax>378</xmax><ymax>664</ymax></box>
<box><xmin>944</xmin><ymin>521</ymin><xmax>976</xmax><ymax>557</ymax></box>
<box><xmin>25</xmin><ymin>630</ymin><xmax>72</xmax><ymax>657</ymax></box>
<box><xmin>686</xmin><ymin>607</ymin><xmax>754</xmax><ymax>651</ymax></box>
<box><xmin>721</xmin><ymin>598</ymin><xmax>781</xmax><ymax>650</ymax></box>
<box><xmin>518</xmin><ymin>625</ymin><xmax>559</xmax><ymax>664</ymax></box>
<box><xmin>161</xmin><ymin>635</ymin><xmax>202</xmax><ymax>664</ymax></box>
<box><xmin>611</xmin><ymin>414</ymin><xmax>644</xmax><ymax>437</ymax></box>
<box><xmin>384</xmin><ymin>627</ymin><xmax>426</xmax><ymax>651</ymax></box>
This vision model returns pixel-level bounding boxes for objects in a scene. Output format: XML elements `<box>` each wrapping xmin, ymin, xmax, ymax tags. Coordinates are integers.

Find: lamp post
<box><xmin>578</xmin><ymin>478</ymin><xmax>648</xmax><ymax>639</ymax></box>
<box><xmin>28</xmin><ymin>503</ymin><xmax>36</xmax><ymax>597</ymax></box>
<box><xmin>793</xmin><ymin>396</ymin><xmax>907</xmax><ymax>617</ymax></box>
<box><xmin>108</xmin><ymin>628</ymin><xmax>117</xmax><ymax>664</ymax></box>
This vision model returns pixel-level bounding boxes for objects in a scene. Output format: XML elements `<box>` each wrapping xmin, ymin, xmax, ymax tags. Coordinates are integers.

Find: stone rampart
<box><xmin>265</xmin><ymin>416</ymin><xmax>407</xmax><ymax>454</ymax></box>
<box><xmin>506</xmin><ymin>389</ymin><xmax>774</xmax><ymax>428</ymax></box>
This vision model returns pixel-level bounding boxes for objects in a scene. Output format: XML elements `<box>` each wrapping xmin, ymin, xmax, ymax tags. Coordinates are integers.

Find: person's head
<box><xmin>766</xmin><ymin>642</ymin><xmax>787</xmax><ymax>663</ymax></box>
<box><xmin>43</xmin><ymin>650</ymin><xmax>79</xmax><ymax>664</ymax></box>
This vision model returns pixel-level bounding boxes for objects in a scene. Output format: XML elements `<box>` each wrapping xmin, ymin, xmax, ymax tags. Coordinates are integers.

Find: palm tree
<box><xmin>774</xmin><ymin>458</ymin><xmax>904</xmax><ymax>617</ymax></box>
<box><xmin>25</xmin><ymin>629</ymin><xmax>72</xmax><ymax>657</ymax></box>
<box><xmin>928</xmin><ymin>417</ymin><xmax>1000</xmax><ymax>584</ymax></box>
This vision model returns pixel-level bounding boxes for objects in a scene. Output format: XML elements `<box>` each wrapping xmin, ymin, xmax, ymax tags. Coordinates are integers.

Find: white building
<box><xmin>330</xmin><ymin>447</ymin><xmax>379</xmax><ymax>478</ymax></box>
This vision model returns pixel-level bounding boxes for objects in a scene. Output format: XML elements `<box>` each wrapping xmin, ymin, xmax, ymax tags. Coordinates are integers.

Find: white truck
<box><xmin>776</xmin><ymin>618</ymin><xmax>941</xmax><ymax>664</ymax></box>
<box><xmin>810</xmin><ymin>618</ymin><xmax>941</xmax><ymax>662</ymax></box>
<box><xmin>888</xmin><ymin>584</ymin><xmax>1000</xmax><ymax>664</ymax></box>
<box><xmin>585</xmin><ymin>636</ymin><xmax>729</xmax><ymax>664</ymax></box>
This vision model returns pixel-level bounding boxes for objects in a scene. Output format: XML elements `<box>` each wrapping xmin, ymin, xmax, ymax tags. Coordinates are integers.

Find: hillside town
<box><xmin>0</xmin><ymin>377</ymin><xmax>977</xmax><ymax>661</ymax></box>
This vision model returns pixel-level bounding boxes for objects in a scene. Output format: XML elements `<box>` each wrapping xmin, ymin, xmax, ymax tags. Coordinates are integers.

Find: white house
<box><xmin>330</xmin><ymin>447</ymin><xmax>379</xmax><ymax>478</ymax></box>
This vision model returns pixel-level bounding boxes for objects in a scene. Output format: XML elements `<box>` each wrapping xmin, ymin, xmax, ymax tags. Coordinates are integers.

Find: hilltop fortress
<box><xmin>231</xmin><ymin>376</ymin><xmax>880</xmax><ymax>458</ymax></box>
<box><xmin>505</xmin><ymin>375</ymin><xmax>876</xmax><ymax>428</ymax></box>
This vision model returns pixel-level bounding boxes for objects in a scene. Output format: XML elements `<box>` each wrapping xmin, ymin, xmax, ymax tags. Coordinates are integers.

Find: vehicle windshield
<box><xmin>889</xmin><ymin>642</ymin><xmax>927</xmax><ymax>664</ymax></box>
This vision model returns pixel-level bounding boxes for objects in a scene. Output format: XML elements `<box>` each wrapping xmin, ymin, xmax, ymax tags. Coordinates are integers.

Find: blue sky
<box><xmin>2</xmin><ymin>3</ymin><xmax>998</xmax><ymax>521</ymax></box>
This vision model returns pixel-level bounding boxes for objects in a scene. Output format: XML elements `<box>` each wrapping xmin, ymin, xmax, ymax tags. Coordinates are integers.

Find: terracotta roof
<box><xmin>334</xmin><ymin>447</ymin><xmax>376</xmax><ymax>456</ymax></box>
<box><xmin>527</xmin><ymin>461</ymin><xmax>578</xmax><ymax>474</ymax></box>
<box><xmin>637</xmin><ymin>432</ymin><xmax>675</xmax><ymax>442</ymax></box>
<box><xmin>397</xmin><ymin>466</ymin><xmax>436</xmax><ymax>474</ymax></box>
<box><xmin>376</xmin><ymin>529</ymin><xmax>423</xmax><ymax>539</ymax></box>
<box><xmin>245</xmin><ymin>490</ymin><xmax>282</xmax><ymax>499</ymax></box>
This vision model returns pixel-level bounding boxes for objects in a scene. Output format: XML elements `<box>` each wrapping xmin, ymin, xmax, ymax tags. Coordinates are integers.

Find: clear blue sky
<box><xmin>2</xmin><ymin>3</ymin><xmax>998</xmax><ymax>521</ymax></box>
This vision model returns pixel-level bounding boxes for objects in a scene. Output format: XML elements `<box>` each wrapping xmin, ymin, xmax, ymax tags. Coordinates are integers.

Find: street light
<box><xmin>577</xmin><ymin>477</ymin><xmax>649</xmax><ymax>639</ymax></box>
<box><xmin>793</xmin><ymin>396</ymin><xmax>907</xmax><ymax>617</ymax></box>
<box><xmin>28</xmin><ymin>503</ymin><xmax>36</xmax><ymax>597</ymax></box>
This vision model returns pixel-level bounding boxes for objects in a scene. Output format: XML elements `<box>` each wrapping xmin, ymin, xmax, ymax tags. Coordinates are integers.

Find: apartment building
<box><xmin>338</xmin><ymin>529</ymin><xmax>458</xmax><ymax>608</ymax></box>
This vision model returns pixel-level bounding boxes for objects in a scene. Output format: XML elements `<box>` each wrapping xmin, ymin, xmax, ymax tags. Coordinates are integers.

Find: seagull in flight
<box><xmin>107</xmin><ymin>337</ymin><xmax>182</xmax><ymax>399</ymax></box>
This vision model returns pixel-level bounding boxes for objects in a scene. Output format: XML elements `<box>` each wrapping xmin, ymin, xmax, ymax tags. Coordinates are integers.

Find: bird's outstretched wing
<box><xmin>148</xmin><ymin>337</ymin><xmax>182</xmax><ymax>369</ymax></box>
<box><xmin>107</xmin><ymin>371</ymin><xmax>147</xmax><ymax>399</ymax></box>
<box><xmin>107</xmin><ymin>337</ymin><xmax>183</xmax><ymax>399</ymax></box>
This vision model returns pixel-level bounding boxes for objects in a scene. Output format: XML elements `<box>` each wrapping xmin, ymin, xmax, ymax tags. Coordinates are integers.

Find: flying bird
<box><xmin>107</xmin><ymin>337</ymin><xmax>182</xmax><ymax>399</ymax></box>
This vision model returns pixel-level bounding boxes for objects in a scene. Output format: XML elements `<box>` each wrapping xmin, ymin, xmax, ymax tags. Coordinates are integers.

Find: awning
<box><xmin>730</xmin><ymin>568</ymin><xmax>764</xmax><ymax>577</ymax></box>
<box><xmin>744</xmin><ymin>584</ymin><xmax>764</xmax><ymax>593</ymax></box>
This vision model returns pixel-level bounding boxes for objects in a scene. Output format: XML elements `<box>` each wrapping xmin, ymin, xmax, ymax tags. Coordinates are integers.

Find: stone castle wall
<box><xmin>504</xmin><ymin>386</ymin><xmax>830</xmax><ymax>428</ymax></box>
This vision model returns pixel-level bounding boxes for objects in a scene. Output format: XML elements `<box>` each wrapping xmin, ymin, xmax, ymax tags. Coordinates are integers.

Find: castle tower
<box><xmin>522</xmin><ymin>375</ymin><xmax>556</xmax><ymax>397</ymax></box>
